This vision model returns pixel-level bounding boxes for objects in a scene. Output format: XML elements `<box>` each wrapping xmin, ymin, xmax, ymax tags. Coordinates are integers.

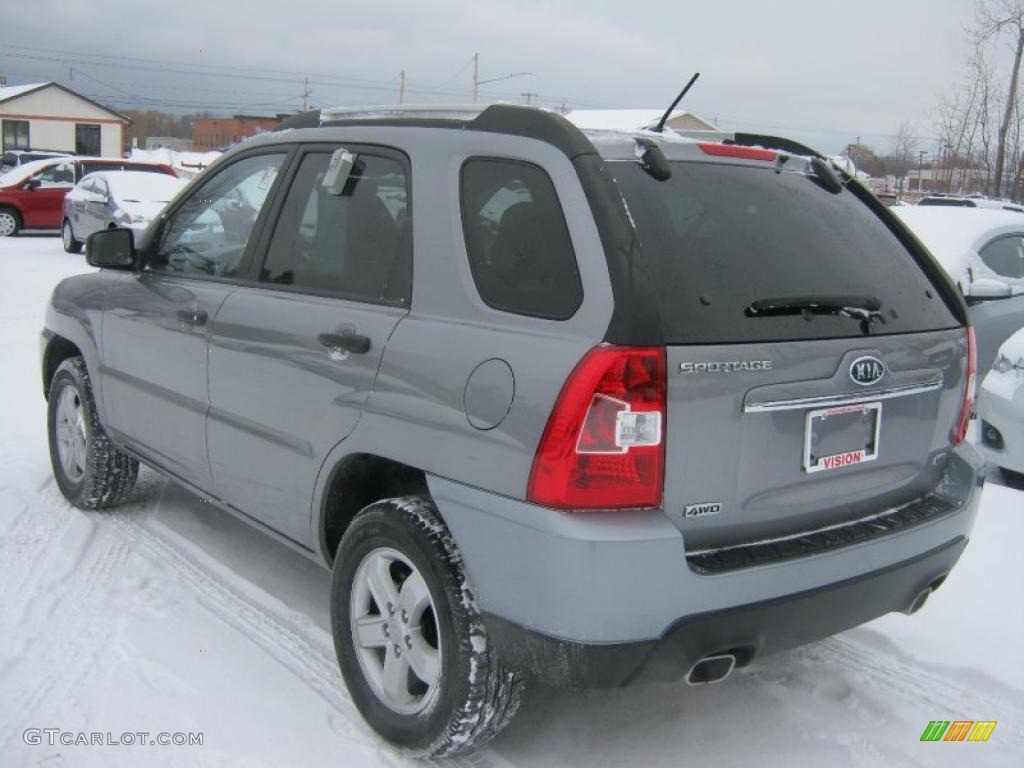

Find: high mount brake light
<box><xmin>527</xmin><ymin>346</ymin><xmax>666</xmax><ymax>510</ymax></box>
<box><xmin>954</xmin><ymin>327</ymin><xmax>977</xmax><ymax>446</ymax></box>
<box><xmin>698</xmin><ymin>143</ymin><xmax>777</xmax><ymax>162</ymax></box>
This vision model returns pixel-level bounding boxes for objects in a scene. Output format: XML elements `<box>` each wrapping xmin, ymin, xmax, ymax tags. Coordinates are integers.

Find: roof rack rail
<box><xmin>320</xmin><ymin>104</ymin><xmax>496</xmax><ymax>123</ymax></box>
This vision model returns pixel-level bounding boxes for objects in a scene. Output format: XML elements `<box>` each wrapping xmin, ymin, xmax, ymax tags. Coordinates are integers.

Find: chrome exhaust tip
<box><xmin>906</xmin><ymin>587</ymin><xmax>933</xmax><ymax>615</ymax></box>
<box><xmin>686</xmin><ymin>653</ymin><xmax>737</xmax><ymax>686</ymax></box>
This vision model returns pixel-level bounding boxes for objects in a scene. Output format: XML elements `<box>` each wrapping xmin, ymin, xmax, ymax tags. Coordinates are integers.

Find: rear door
<box><xmin>206</xmin><ymin>144</ymin><xmax>412</xmax><ymax>545</ymax></box>
<box><xmin>101</xmin><ymin>149</ymin><xmax>289</xmax><ymax>488</ymax></box>
<box><xmin>611</xmin><ymin>155</ymin><xmax>966</xmax><ymax>552</ymax></box>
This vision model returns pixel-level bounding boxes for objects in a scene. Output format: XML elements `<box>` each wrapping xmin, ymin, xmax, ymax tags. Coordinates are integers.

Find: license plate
<box><xmin>803</xmin><ymin>402</ymin><xmax>881</xmax><ymax>474</ymax></box>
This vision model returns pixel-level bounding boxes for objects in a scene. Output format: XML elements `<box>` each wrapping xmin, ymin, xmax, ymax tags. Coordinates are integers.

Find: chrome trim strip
<box><xmin>743</xmin><ymin>379</ymin><xmax>943</xmax><ymax>413</ymax></box>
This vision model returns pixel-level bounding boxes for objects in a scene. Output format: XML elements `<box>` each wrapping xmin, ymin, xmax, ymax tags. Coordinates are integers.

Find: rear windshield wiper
<box><xmin>745</xmin><ymin>294</ymin><xmax>887</xmax><ymax>332</ymax></box>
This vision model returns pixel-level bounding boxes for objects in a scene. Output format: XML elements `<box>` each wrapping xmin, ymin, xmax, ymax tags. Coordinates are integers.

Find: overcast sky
<box><xmin>2</xmin><ymin>0</ymin><xmax>978</xmax><ymax>153</ymax></box>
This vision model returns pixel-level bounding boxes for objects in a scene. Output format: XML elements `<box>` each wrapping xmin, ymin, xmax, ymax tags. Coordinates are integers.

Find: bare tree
<box><xmin>973</xmin><ymin>0</ymin><xmax>1024</xmax><ymax>195</ymax></box>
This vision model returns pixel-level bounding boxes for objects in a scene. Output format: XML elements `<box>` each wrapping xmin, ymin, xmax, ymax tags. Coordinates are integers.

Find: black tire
<box><xmin>47</xmin><ymin>356</ymin><xmax>138</xmax><ymax>509</ymax></box>
<box><xmin>0</xmin><ymin>206</ymin><xmax>21</xmax><ymax>237</ymax></box>
<box><xmin>331</xmin><ymin>496</ymin><xmax>522</xmax><ymax>757</ymax></box>
<box><xmin>62</xmin><ymin>219</ymin><xmax>83</xmax><ymax>253</ymax></box>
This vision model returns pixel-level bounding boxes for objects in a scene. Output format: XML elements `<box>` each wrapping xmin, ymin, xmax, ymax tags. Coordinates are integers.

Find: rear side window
<box><xmin>979</xmin><ymin>235</ymin><xmax>1024</xmax><ymax>279</ymax></box>
<box><xmin>460</xmin><ymin>158</ymin><xmax>582</xmax><ymax>320</ymax></box>
<box><xmin>611</xmin><ymin>161</ymin><xmax>960</xmax><ymax>343</ymax></box>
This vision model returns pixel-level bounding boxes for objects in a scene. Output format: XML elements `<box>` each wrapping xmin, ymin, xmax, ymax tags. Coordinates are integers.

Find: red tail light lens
<box><xmin>697</xmin><ymin>143</ymin><xmax>777</xmax><ymax>162</ymax></box>
<box><xmin>954</xmin><ymin>327</ymin><xmax>977</xmax><ymax>446</ymax></box>
<box><xmin>527</xmin><ymin>346</ymin><xmax>666</xmax><ymax>510</ymax></box>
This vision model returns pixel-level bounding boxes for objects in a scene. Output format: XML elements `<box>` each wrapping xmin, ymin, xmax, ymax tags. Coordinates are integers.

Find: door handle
<box><xmin>176</xmin><ymin>309</ymin><xmax>208</xmax><ymax>326</ymax></box>
<box><xmin>318</xmin><ymin>331</ymin><xmax>371</xmax><ymax>355</ymax></box>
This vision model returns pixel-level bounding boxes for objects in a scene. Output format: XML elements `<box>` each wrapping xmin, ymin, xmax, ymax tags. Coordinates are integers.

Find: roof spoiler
<box><xmin>726</xmin><ymin>133</ymin><xmax>827</xmax><ymax>160</ymax></box>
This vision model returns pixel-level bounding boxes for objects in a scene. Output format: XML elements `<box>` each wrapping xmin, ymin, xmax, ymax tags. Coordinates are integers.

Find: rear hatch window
<box><xmin>610</xmin><ymin>160</ymin><xmax>960</xmax><ymax>344</ymax></box>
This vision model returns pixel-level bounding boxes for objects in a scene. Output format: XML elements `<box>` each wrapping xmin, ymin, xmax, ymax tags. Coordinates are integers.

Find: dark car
<box><xmin>0</xmin><ymin>156</ymin><xmax>177</xmax><ymax>236</ymax></box>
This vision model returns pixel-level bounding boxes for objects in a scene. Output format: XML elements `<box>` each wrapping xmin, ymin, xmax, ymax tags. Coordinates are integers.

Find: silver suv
<box><xmin>41</xmin><ymin>105</ymin><xmax>984</xmax><ymax>756</ymax></box>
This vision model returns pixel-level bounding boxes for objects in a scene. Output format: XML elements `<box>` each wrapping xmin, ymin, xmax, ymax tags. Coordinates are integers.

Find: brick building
<box><xmin>192</xmin><ymin>114</ymin><xmax>290</xmax><ymax>150</ymax></box>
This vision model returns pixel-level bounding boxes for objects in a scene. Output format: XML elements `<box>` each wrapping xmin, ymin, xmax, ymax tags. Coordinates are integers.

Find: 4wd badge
<box><xmin>684</xmin><ymin>502</ymin><xmax>723</xmax><ymax>518</ymax></box>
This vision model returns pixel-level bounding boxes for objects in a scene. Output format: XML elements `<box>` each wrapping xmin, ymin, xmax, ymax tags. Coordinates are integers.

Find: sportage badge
<box><xmin>849</xmin><ymin>355</ymin><xmax>885</xmax><ymax>386</ymax></box>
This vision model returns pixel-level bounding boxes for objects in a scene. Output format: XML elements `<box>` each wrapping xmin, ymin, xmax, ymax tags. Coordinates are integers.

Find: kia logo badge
<box><xmin>849</xmin><ymin>356</ymin><xmax>885</xmax><ymax>386</ymax></box>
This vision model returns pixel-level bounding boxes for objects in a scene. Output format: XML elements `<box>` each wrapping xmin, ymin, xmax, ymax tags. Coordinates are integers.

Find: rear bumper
<box><xmin>483</xmin><ymin>536</ymin><xmax>966</xmax><ymax>688</ymax></box>
<box><xmin>428</xmin><ymin>443</ymin><xmax>984</xmax><ymax>685</ymax></box>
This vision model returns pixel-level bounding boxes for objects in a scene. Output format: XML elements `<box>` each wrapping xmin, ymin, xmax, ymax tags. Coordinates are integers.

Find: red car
<box><xmin>0</xmin><ymin>157</ymin><xmax>177</xmax><ymax>237</ymax></box>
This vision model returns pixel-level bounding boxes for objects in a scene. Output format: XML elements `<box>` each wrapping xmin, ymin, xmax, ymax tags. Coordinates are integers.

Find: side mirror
<box><xmin>967</xmin><ymin>277</ymin><xmax>1013</xmax><ymax>302</ymax></box>
<box><xmin>86</xmin><ymin>228</ymin><xmax>136</xmax><ymax>269</ymax></box>
<box><xmin>23</xmin><ymin>178</ymin><xmax>41</xmax><ymax>191</ymax></box>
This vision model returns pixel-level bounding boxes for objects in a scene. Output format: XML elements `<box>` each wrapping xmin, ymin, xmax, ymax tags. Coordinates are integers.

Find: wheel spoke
<box><xmin>365</xmin><ymin>554</ymin><xmax>400</xmax><ymax>613</ymax></box>
<box><xmin>406</xmin><ymin>633</ymin><xmax>440</xmax><ymax>686</ymax></box>
<box><xmin>397</xmin><ymin>569</ymin><xmax>431</xmax><ymax>620</ymax></box>
<box><xmin>381</xmin><ymin>649</ymin><xmax>413</xmax><ymax>706</ymax></box>
<box><xmin>354</xmin><ymin>616</ymin><xmax>389</xmax><ymax>649</ymax></box>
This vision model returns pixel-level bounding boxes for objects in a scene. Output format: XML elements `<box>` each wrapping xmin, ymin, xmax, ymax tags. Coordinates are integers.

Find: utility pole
<box><xmin>472</xmin><ymin>52</ymin><xmax>479</xmax><ymax>104</ymax></box>
<box><xmin>398</xmin><ymin>69</ymin><xmax>405</xmax><ymax>105</ymax></box>
<box><xmin>521</xmin><ymin>92</ymin><xmax>538</xmax><ymax>106</ymax></box>
<box><xmin>302</xmin><ymin>76</ymin><xmax>311</xmax><ymax>112</ymax></box>
<box><xmin>918</xmin><ymin>150</ymin><xmax>928</xmax><ymax>193</ymax></box>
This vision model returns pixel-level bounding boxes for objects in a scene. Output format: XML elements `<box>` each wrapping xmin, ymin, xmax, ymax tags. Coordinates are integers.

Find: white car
<box><xmin>977</xmin><ymin>328</ymin><xmax>1024</xmax><ymax>479</ymax></box>
<box><xmin>894</xmin><ymin>207</ymin><xmax>1024</xmax><ymax>295</ymax></box>
<box><xmin>62</xmin><ymin>171</ymin><xmax>186</xmax><ymax>252</ymax></box>
<box><xmin>894</xmin><ymin>206</ymin><xmax>1024</xmax><ymax>375</ymax></box>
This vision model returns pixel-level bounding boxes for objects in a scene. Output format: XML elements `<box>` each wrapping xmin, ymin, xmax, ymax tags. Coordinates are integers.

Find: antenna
<box><xmin>653</xmin><ymin>72</ymin><xmax>700</xmax><ymax>134</ymax></box>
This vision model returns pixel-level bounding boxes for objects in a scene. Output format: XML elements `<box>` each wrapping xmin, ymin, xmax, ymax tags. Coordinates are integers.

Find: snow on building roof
<box><xmin>0</xmin><ymin>81</ymin><xmax>128</xmax><ymax>121</ymax></box>
<box><xmin>0</xmin><ymin>82</ymin><xmax>49</xmax><ymax>103</ymax></box>
<box><xmin>564</xmin><ymin>109</ymin><xmax>717</xmax><ymax>132</ymax></box>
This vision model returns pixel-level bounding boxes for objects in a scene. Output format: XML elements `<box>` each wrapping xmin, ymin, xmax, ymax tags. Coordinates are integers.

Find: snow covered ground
<box><xmin>1</xmin><ymin>235</ymin><xmax>1022</xmax><ymax>767</ymax></box>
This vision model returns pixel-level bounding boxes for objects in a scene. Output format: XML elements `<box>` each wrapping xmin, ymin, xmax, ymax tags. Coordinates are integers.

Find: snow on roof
<box><xmin>0</xmin><ymin>156</ymin><xmax>73</xmax><ymax>187</ymax></box>
<box><xmin>893</xmin><ymin>206</ymin><xmax>1024</xmax><ymax>286</ymax></box>
<box><xmin>564</xmin><ymin>109</ymin><xmax>712</xmax><ymax>132</ymax></box>
<box><xmin>0</xmin><ymin>82</ymin><xmax>48</xmax><ymax>103</ymax></box>
<box><xmin>96</xmin><ymin>171</ymin><xmax>186</xmax><ymax>201</ymax></box>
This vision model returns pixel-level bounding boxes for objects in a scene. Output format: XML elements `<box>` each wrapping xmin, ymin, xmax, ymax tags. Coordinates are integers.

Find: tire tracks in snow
<box><xmin>100</xmin><ymin>484</ymin><xmax>507</xmax><ymax>768</ymax></box>
<box><xmin>0</xmin><ymin>514</ymin><xmax>133</xmax><ymax>750</ymax></box>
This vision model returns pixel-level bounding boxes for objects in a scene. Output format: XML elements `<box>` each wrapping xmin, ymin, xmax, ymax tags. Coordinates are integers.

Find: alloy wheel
<box><xmin>349</xmin><ymin>547</ymin><xmax>442</xmax><ymax>715</ymax></box>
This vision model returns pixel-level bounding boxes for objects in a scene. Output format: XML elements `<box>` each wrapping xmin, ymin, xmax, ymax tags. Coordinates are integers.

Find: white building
<box><xmin>0</xmin><ymin>82</ymin><xmax>127</xmax><ymax>157</ymax></box>
<box><xmin>564</xmin><ymin>109</ymin><xmax>719</xmax><ymax>133</ymax></box>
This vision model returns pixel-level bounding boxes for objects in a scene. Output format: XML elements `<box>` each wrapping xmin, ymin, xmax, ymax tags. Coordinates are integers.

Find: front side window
<box><xmin>979</xmin><ymin>235</ymin><xmax>1024</xmax><ymax>280</ymax></box>
<box><xmin>2</xmin><ymin>120</ymin><xmax>29</xmax><ymax>151</ymax></box>
<box><xmin>153</xmin><ymin>152</ymin><xmax>285</xmax><ymax>278</ymax></box>
<box><xmin>258</xmin><ymin>150</ymin><xmax>411</xmax><ymax>306</ymax></box>
<box><xmin>460</xmin><ymin>158</ymin><xmax>582</xmax><ymax>320</ymax></box>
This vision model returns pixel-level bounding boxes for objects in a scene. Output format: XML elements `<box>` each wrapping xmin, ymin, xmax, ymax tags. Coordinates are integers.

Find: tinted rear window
<box><xmin>918</xmin><ymin>197</ymin><xmax>975</xmax><ymax>207</ymax></box>
<box><xmin>81</xmin><ymin>162</ymin><xmax>169</xmax><ymax>175</ymax></box>
<box><xmin>461</xmin><ymin>158</ymin><xmax>582</xmax><ymax>320</ymax></box>
<box><xmin>610</xmin><ymin>161</ymin><xmax>960</xmax><ymax>344</ymax></box>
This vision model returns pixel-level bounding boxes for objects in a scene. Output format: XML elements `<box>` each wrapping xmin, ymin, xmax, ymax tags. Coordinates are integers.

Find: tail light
<box><xmin>527</xmin><ymin>346</ymin><xmax>666</xmax><ymax>510</ymax></box>
<box><xmin>954</xmin><ymin>327</ymin><xmax>977</xmax><ymax>446</ymax></box>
